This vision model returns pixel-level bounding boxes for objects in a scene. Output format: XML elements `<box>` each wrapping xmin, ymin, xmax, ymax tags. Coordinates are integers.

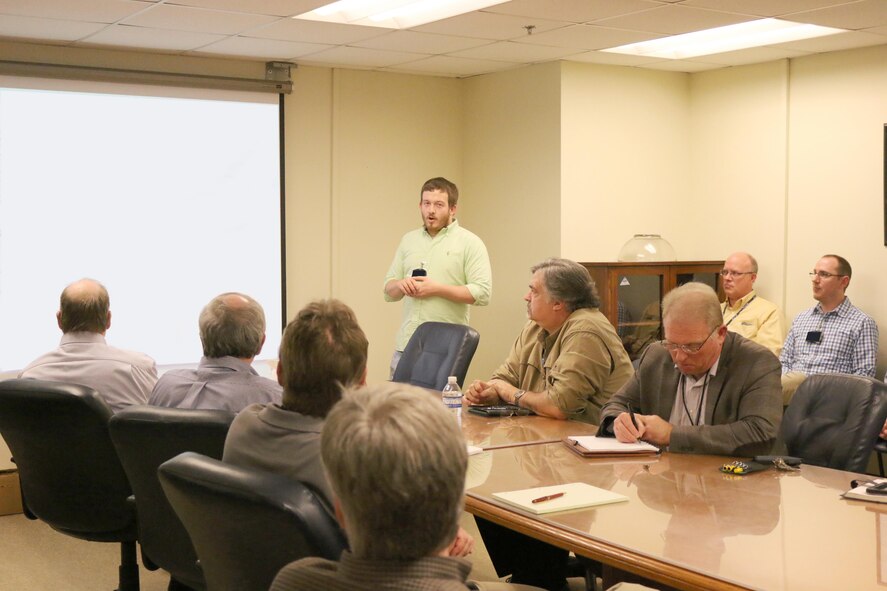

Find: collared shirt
<box><xmin>490</xmin><ymin>308</ymin><xmax>634</xmax><ymax>425</ymax></box>
<box><xmin>271</xmin><ymin>552</ymin><xmax>473</xmax><ymax>591</ymax></box>
<box><xmin>780</xmin><ymin>297</ymin><xmax>878</xmax><ymax>376</ymax></box>
<box><xmin>149</xmin><ymin>356</ymin><xmax>282</xmax><ymax>412</ymax></box>
<box><xmin>384</xmin><ymin>219</ymin><xmax>492</xmax><ymax>351</ymax></box>
<box><xmin>721</xmin><ymin>290</ymin><xmax>786</xmax><ymax>357</ymax></box>
<box><xmin>669</xmin><ymin>357</ymin><xmax>721</xmax><ymax>428</ymax></box>
<box><xmin>19</xmin><ymin>331</ymin><xmax>157</xmax><ymax>413</ymax></box>
<box><xmin>222</xmin><ymin>402</ymin><xmax>331</xmax><ymax>505</ymax></box>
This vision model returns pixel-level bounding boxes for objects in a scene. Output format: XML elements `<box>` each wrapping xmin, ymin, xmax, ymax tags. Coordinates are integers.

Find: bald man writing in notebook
<box><xmin>599</xmin><ymin>282</ymin><xmax>781</xmax><ymax>457</ymax></box>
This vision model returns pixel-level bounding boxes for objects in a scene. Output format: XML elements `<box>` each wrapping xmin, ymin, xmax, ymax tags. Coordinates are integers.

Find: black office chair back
<box><xmin>0</xmin><ymin>378</ymin><xmax>136</xmax><ymax>538</ymax></box>
<box><xmin>159</xmin><ymin>451</ymin><xmax>347</xmax><ymax>591</ymax></box>
<box><xmin>110</xmin><ymin>406</ymin><xmax>235</xmax><ymax>590</ymax></box>
<box><xmin>782</xmin><ymin>374</ymin><xmax>887</xmax><ymax>473</ymax></box>
<box><xmin>392</xmin><ymin>321</ymin><xmax>480</xmax><ymax>390</ymax></box>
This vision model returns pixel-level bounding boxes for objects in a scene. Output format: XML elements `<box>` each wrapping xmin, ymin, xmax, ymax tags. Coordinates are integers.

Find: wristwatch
<box><xmin>513</xmin><ymin>389</ymin><xmax>526</xmax><ymax>407</ymax></box>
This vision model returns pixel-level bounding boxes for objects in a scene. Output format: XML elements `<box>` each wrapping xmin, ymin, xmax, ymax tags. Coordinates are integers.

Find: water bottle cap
<box><xmin>448</xmin><ymin>376</ymin><xmax>457</xmax><ymax>383</ymax></box>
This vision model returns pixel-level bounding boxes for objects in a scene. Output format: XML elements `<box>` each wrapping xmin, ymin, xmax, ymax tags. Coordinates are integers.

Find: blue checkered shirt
<box><xmin>780</xmin><ymin>297</ymin><xmax>878</xmax><ymax>376</ymax></box>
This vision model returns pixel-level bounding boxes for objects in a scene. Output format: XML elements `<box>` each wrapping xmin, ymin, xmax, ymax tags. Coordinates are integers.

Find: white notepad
<box><xmin>567</xmin><ymin>436</ymin><xmax>659</xmax><ymax>454</ymax></box>
<box><xmin>493</xmin><ymin>482</ymin><xmax>628</xmax><ymax>514</ymax></box>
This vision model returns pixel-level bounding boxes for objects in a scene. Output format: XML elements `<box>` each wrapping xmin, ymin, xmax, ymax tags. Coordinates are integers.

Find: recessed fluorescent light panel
<box><xmin>294</xmin><ymin>0</ymin><xmax>508</xmax><ymax>29</ymax></box>
<box><xmin>602</xmin><ymin>18</ymin><xmax>845</xmax><ymax>60</ymax></box>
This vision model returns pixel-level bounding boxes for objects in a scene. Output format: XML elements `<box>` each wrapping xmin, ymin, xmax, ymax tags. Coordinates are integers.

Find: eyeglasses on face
<box><xmin>661</xmin><ymin>326</ymin><xmax>719</xmax><ymax>355</ymax></box>
<box><xmin>809</xmin><ymin>271</ymin><xmax>845</xmax><ymax>280</ymax></box>
<box><xmin>719</xmin><ymin>269</ymin><xmax>753</xmax><ymax>278</ymax></box>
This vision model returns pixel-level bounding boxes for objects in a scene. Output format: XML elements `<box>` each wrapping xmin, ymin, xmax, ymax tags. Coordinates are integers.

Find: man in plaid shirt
<box><xmin>780</xmin><ymin>254</ymin><xmax>878</xmax><ymax>405</ymax></box>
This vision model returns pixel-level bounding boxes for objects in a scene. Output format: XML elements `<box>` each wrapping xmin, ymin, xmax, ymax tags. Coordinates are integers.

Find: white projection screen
<box><xmin>0</xmin><ymin>76</ymin><xmax>283</xmax><ymax>372</ymax></box>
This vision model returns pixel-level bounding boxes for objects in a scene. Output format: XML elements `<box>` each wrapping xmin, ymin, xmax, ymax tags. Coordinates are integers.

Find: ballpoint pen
<box><xmin>531</xmin><ymin>492</ymin><xmax>565</xmax><ymax>504</ymax></box>
<box><xmin>628</xmin><ymin>403</ymin><xmax>640</xmax><ymax>443</ymax></box>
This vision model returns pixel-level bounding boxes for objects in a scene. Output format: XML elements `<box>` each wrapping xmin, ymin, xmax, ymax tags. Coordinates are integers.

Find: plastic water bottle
<box><xmin>442</xmin><ymin>376</ymin><xmax>463</xmax><ymax>423</ymax></box>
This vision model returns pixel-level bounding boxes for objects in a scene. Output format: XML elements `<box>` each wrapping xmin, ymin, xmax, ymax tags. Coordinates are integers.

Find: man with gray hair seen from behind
<box><xmin>466</xmin><ymin>257</ymin><xmax>632</xmax><ymax>425</ymax></box>
<box><xmin>149</xmin><ymin>292</ymin><xmax>281</xmax><ymax>412</ymax></box>
<box><xmin>599</xmin><ymin>282</ymin><xmax>782</xmax><ymax>457</ymax></box>
<box><xmin>720</xmin><ymin>251</ymin><xmax>786</xmax><ymax>357</ymax></box>
<box><xmin>270</xmin><ymin>382</ymin><xmax>541</xmax><ymax>591</ymax></box>
<box><xmin>20</xmin><ymin>278</ymin><xmax>157</xmax><ymax>413</ymax></box>
<box><xmin>222</xmin><ymin>299</ymin><xmax>368</xmax><ymax>505</ymax></box>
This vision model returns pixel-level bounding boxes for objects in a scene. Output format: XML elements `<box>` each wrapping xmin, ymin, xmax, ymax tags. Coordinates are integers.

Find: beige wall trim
<box><xmin>0</xmin><ymin>59</ymin><xmax>292</xmax><ymax>94</ymax></box>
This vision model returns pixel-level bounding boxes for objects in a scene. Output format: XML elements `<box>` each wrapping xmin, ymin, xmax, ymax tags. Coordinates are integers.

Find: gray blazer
<box><xmin>598</xmin><ymin>332</ymin><xmax>781</xmax><ymax>456</ymax></box>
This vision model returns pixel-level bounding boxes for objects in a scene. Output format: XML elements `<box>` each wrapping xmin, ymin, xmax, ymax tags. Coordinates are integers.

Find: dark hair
<box><xmin>420</xmin><ymin>177</ymin><xmax>458</xmax><ymax>208</ymax></box>
<box><xmin>530</xmin><ymin>258</ymin><xmax>601</xmax><ymax>312</ymax></box>
<box><xmin>279</xmin><ymin>299</ymin><xmax>368</xmax><ymax>418</ymax></box>
<box><xmin>58</xmin><ymin>279</ymin><xmax>109</xmax><ymax>333</ymax></box>
<box><xmin>823</xmin><ymin>254</ymin><xmax>852</xmax><ymax>278</ymax></box>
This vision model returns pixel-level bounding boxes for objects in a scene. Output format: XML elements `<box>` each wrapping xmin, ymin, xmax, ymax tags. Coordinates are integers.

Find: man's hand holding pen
<box><xmin>614</xmin><ymin>407</ymin><xmax>673</xmax><ymax>446</ymax></box>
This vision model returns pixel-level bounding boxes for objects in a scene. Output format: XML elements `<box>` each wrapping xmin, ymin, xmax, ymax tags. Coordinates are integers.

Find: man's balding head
<box><xmin>722</xmin><ymin>252</ymin><xmax>758</xmax><ymax>304</ymax></box>
<box><xmin>198</xmin><ymin>292</ymin><xmax>266</xmax><ymax>359</ymax></box>
<box><xmin>58</xmin><ymin>278</ymin><xmax>111</xmax><ymax>334</ymax></box>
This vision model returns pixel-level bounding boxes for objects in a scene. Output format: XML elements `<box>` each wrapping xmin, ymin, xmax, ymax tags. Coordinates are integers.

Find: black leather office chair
<box><xmin>392</xmin><ymin>321</ymin><xmax>480</xmax><ymax>390</ymax></box>
<box><xmin>0</xmin><ymin>378</ymin><xmax>140</xmax><ymax>591</ymax></box>
<box><xmin>110</xmin><ymin>406</ymin><xmax>236</xmax><ymax>591</ymax></box>
<box><xmin>158</xmin><ymin>451</ymin><xmax>347</xmax><ymax>591</ymax></box>
<box><xmin>781</xmin><ymin>373</ymin><xmax>887</xmax><ymax>473</ymax></box>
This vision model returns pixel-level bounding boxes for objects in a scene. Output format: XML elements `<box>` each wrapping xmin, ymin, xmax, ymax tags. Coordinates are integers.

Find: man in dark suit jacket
<box><xmin>599</xmin><ymin>282</ymin><xmax>782</xmax><ymax>457</ymax></box>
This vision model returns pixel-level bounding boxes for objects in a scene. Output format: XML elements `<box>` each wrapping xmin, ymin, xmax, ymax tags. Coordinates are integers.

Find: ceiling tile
<box><xmin>122</xmin><ymin>4</ymin><xmax>279</xmax><ymax>34</ymax></box>
<box><xmin>0</xmin><ymin>0</ymin><xmax>150</xmax><ymax>23</ymax></box>
<box><xmin>166</xmin><ymin>0</ymin><xmax>327</xmax><ymax>18</ymax></box>
<box><xmin>515</xmin><ymin>24</ymin><xmax>659</xmax><ymax>50</ymax></box>
<box><xmin>297</xmin><ymin>45</ymin><xmax>427</xmax><ymax>68</ymax></box>
<box><xmin>788</xmin><ymin>0</ymin><xmax>887</xmax><ymax>30</ymax></box>
<box><xmin>411</xmin><ymin>11</ymin><xmax>567</xmax><ymax>40</ymax></box>
<box><xmin>79</xmin><ymin>23</ymin><xmax>225</xmax><ymax>50</ymax></box>
<box><xmin>681</xmin><ymin>0</ymin><xmax>855</xmax><ymax>18</ymax></box>
<box><xmin>0</xmin><ymin>14</ymin><xmax>107</xmax><ymax>42</ymax></box>
<box><xmin>249</xmin><ymin>17</ymin><xmax>388</xmax><ymax>44</ymax></box>
<box><xmin>194</xmin><ymin>35</ymin><xmax>331</xmax><ymax>59</ymax></box>
<box><xmin>481</xmin><ymin>0</ymin><xmax>660</xmax><ymax>24</ymax></box>
<box><xmin>775</xmin><ymin>29</ymin><xmax>887</xmax><ymax>51</ymax></box>
<box><xmin>593</xmin><ymin>4</ymin><xmax>754</xmax><ymax>34</ymax></box>
<box><xmin>352</xmin><ymin>30</ymin><xmax>490</xmax><ymax>54</ymax></box>
<box><xmin>449</xmin><ymin>40</ymin><xmax>584</xmax><ymax>62</ymax></box>
<box><xmin>385</xmin><ymin>55</ymin><xmax>518</xmax><ymax>77</ymax></box>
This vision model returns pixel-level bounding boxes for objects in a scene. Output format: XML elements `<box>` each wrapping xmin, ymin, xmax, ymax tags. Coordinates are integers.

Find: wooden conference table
<box><xmin>460</xmin><ymin>412</ymin><xmax>884</xmax><ymax>591</ymax></box>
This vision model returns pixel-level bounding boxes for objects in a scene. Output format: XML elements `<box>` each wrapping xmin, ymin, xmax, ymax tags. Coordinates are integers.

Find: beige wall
<box><xmin>560</xmin><ymin>62</ymin><xmax>691</xmax><ymax>262</ymax></box>
<box><xmin>688</xmin><ymin>60</ymin><xmax>789</xmax><ymax>304</ymax></box>
<box><xmin>460</xmin><ymin>62</ymin><xmax>563</xmax><ymax>383</ymax></box>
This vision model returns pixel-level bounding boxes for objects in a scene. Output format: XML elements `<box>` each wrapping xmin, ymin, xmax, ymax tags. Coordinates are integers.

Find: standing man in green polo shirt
<box><xmin>383</xmin><ymin>177</ymin><xmax>492</xmax><ymax>378</ymax></box>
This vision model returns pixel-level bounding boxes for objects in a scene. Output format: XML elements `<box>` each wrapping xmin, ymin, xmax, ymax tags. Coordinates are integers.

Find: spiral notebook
<box><xmin>564</xmin><ymin>436</ymin><xmax>659</xmax><ymax>458</ymax></box>
<box><xmin>492</xmin><ymin>482</ymin><xmax>628</xmax><ymax>515</ymax></box>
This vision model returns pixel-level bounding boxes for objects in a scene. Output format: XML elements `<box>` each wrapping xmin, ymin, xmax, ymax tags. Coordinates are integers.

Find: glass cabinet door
<box><xmin>614</xmin><ymin>270</ymin><xmax>664</xmax><ymax>360</ymax></box>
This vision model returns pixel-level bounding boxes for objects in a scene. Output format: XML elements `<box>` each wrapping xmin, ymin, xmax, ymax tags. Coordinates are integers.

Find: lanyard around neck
<box><xmin>680</xmin><ymin>372</ymin><xmax>709</xmax><ymax>426</ymax></box>
<box><xmin>723</xmin><ymin>295</ymin><xmax>757</xmax><ymax>327</ymax></box>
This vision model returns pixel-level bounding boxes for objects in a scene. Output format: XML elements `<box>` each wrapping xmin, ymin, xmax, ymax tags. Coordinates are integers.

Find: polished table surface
<box><xmin>460</xmin><ymin>408</ymin><xmax>599</xmax><ymax>450</ymax></box>
<box><xmin>464</xmin><ymin>441</ymin><xmax>884</xmax><ymax>591</ymax></box>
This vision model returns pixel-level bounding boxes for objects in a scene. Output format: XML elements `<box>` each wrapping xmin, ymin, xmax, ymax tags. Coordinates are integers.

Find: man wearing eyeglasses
<box><xmin>780</xmin><ymin>254</ymin><xmax>878</xmax><ymax>405</ymax></box>
<box><xmin>598</xmin><ymin>282</ymin><xmax>781</xmax><ymax>456</ymax></box>
<box><xmin>720</xmin><ymin>252</ymin><xmax>786</xmax><ymax>357</ymax></box>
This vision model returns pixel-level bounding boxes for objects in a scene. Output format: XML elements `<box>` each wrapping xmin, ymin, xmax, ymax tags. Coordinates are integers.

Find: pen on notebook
<box><xmin>627</xmin><ymin>403</ymin><xmax>640</xmax><ymax>443</ymax></box>
<box><xmin>531</xmin><ymin>492</ymin><xmax>565</xmax><ymax>504</ymax></box>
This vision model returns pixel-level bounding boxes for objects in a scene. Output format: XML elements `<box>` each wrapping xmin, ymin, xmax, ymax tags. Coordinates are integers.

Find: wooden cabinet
<box><xmin>580</xmin><ymin>261</ymin><xmax>724</xmax><ymax>360</ymax></box>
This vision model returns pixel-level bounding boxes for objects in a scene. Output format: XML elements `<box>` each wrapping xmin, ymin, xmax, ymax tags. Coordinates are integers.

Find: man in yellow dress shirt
<box><xmin>383</xmin><ymin>177</ymin><xmax>492</xmax><ymax>377</ymax></box>
<box><xmin>720</xmin><ymin>252</ymin><xmax>785</xmax><ymax>357</ymax></box>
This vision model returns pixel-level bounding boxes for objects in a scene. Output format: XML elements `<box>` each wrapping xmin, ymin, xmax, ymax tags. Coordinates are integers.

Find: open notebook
<box><xmin>492</xmin><ymin>482</ymin><xmax>628</xmax><ymax>515</ymax></box>
<box><xmin>564</xmin><ymin>436</ymin><xmax>659</xmax><ymax>458</ymax></box>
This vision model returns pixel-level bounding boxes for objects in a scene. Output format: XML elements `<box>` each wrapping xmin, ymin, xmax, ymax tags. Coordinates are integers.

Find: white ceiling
<box><xmin>1</xmin><ymin>0</ymin><xmax>886</xmax><ymax>77</ymax></box>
